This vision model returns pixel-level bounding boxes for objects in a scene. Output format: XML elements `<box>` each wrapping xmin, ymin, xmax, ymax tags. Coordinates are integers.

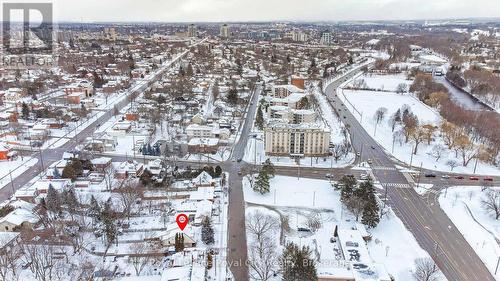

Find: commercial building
<box><xmin>188</xmin><ymin>24</ymin><xmax>197</xmax><ymax>37</ymax></box>
<box><xmin>320</xmin><ymin>30</ymin><xmax>333</xmax><ymax>45</ymax></box>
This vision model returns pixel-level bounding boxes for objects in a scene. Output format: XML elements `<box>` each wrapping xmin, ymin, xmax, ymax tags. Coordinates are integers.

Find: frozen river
<box><xmin>434</xmin><ymin>76</ymin><xmax>491</xmax><ymax>111</ymax></box>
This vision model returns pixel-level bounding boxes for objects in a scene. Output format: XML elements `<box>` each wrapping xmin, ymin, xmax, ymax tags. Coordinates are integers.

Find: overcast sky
<box><xmin>54</xmin><ymin>0</ymin><xmax>500</xmax><ymax>22</ymax></box>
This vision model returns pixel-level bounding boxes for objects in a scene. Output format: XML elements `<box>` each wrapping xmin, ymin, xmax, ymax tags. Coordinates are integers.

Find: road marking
<box><xmin>385</xmin><ymin>183</ymin><xmax>412</xmax><ymax>188</ymax></box>
<box><xmin>372</xmin><ymin>166</ymin><xmax>397</xmax><ymax>171</ymax></box>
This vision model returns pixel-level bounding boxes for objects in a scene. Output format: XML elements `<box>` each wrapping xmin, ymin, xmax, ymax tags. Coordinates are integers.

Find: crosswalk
<box><xmin>372</xmin><ymin>166</ymin><xmax>397</xmax><ymax>171</ymax></box>
<box><xmin>384</xmin><ymin>183</ymin><xmax>412</xmax><ymax>188</ymax></box>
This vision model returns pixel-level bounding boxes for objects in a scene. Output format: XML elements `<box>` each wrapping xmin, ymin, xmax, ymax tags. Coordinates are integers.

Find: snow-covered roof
<box><xmin>0</xmin><ymin>208</ymin><xmax>38</xmax><ymax>226</ymax></box>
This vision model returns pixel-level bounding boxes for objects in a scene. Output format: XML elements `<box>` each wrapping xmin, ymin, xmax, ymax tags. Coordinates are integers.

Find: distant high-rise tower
<box><xmin>104</xmin><ymin>27</ymin><xmax>117</xmax><ymax>41</ymax></box>
<box><xmin>188</xmin><ymin>24</ymin><xmax>197</xmax><ymax>37</ymax></box>
<box><xmin>220</xmin><ymin>24</ymin><xmax>230</xmax><ymax>38</ymax></box>
<box><xmin>320</xmin><ymin>30</ymin><xmax>332</xmax><ymax>45</ymax></box>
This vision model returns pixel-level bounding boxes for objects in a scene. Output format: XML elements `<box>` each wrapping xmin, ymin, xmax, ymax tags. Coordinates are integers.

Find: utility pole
<box><xmin>473</xmin><ymin>156</ymin><xmax>479</xmax><ymax>174</ymax></box>
<box><xmin>391</xmin><ymin>135</ymin><xmax>396</xmax><ymax>154</ymax></box>
<box><xmin>416</xmin><ymin>162</ymin><xmax>423</xmax><ymax>188</ymax></box>
<box><xmin>409</xmin><ymin>151</ymin><xmax>414</xmax><ymax>167</ymax></box>
<box><xmin>495</xmin><ymin>256</ymin><xmax>500</xmax><ymax>275</ymax></box>
<box><xmin>9</xmin><ymin>170</ymin><xmax>15</xmax><ymax>194</ymax></box>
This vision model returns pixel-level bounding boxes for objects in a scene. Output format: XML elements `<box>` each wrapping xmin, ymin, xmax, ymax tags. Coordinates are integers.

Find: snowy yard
<box><xmin>243</xmin><ymin>175</ymin><xmax>444</xmax><ymax>280</ymax></box>
<box><xmin>439</xmin><ymin>186</ymin><xmax>500</xmax><ymax>280</ymax></box>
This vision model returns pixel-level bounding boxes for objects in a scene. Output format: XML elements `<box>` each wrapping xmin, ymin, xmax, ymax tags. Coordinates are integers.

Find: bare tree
<box><xmin>129</xmin><ymin>242</ymin><xmax>158</xmax><ymax>276</ymax></box>
<box><xmin>248</xmin><ymin>235</ymin><xmax>278</xmax><ymax>281</ymax></box>
<box><xmin>20</xmin><ymin>243</ymin><xmax>58</xmax><ymax>281</ymax></box>
<box><xmin>246</xmin><ymin>211</ymin><xmax>279</xmax><ymax>245</ymax></box>
<box><xmin>482</xmin><ymin>190</ymin><xmax>500</xmax><ymax>220</ymax></box>
<box><xmin>446</xmin><ymin>159</ymin><xmax>459</xmax><ymax>171</ymax></box>
<box><xmin>373</xmin><ymin>107</ymin><xmax>388</xmax><ymax>124</ymax></box>
<box><xmin>396</xmin><ymin>83</ymin><xmax>408</xmax><ymax>94</ymax></box>
<box><xmin>117</xmin><ymin>181</ymin><xmax>143</xmax><ymax>222</ymax></box>
<box><xmin>306</xmin><ymin>214</ymin><xmax>322</xmax><ymax>233</ymax></box>
<box><xmin>103</xmin><ymin>165</ymin><xmax>115</xmax><ymax>191</ymax></box>
<box><xmin>429</xmin><ymin>145</ymin><xmax>446</xmax><ymax>162</ymax></box>
<box><xmin>413</xmin><ymin>258</ymin><xmax>439</xmax><ymax>281</ymax></box>
<box><xmin>0</xmin><ymin>239</ymin><xmax>22</xmax><ymax>281</ymax></box>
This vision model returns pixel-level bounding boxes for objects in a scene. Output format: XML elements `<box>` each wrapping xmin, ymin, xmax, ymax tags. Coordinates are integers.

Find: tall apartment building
<box><xmin>188</xmin><ymin>24</ymin><xmax>197</xmax><ymax>37</ymax></box>
<box><xmin>103</xmin><ymin>27</ymin><xmax>117</xmax><ymax>41</ymax></box>
<box><xmin>264</xmin><ymin>123</ymin><xmax>330</xmax><ymax>157</ymax></box>
<box><xmin>320</xmin><ymin>30</ymin><xmax>332</xmax><ymax>45</ymax></box>
<box><xmin>220</xmin><ymin>24</ymin><xmax>230</xmax><ymax>38</ymax></box>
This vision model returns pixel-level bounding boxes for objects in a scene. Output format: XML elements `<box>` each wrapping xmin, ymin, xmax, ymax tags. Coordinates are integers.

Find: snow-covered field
<box><xmin>243</xmin><ymin>175</ymin><xmax>444</xmax><ymax>280</ymax></box>
<box><xmin>349</xmin><ymin>73</ymin><xmax>413</xmax><ymax>92</ymax></box>
<box><xmin>439</xmin><ymin>186</ymin><xmax>500</xmax><ymax>280</ymax></box>
<box><xmin>340</xmin><ymin>89</ymin><xmax>500</xmax><ymax>176</ymax></box>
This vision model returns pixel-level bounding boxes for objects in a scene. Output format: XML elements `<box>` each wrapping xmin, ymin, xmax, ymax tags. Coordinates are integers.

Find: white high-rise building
<box><xmin>320</xmin><ymin>31</ymin><xmax>332</xmax><ymax>45</ymax></box>
<box><xmin>220</xmin><ymin>24</ymin><xmax>230</xmax><ymax>38</ymax></box>
<box><xmin>188</xmin><ymin>24</ymin><xmax>197</xmax><ymax>37</ymax></box>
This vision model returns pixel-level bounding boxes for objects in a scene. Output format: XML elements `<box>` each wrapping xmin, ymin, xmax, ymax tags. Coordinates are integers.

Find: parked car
<box><xmin>455</xmin><ymin>176</ymin><xmax>464</xmax><ymax>179</ymax></box>
<box><xmin>483</xmin><ymin>177</ymin><xmax>494</xmax><ymax>182</ymax></box>
<box><xmin>367</xmin><ymin>159</ymin><xmax>373</xmax><ymax>164</ymax></box>
<box><xmin>441</xmin><ymin>175</ymin><xmax>450</xmax><ymax>179</ymax></box>
<box><xmin>424</xmin><ymin>173</ymin><xmax>436</xmax><ymax>178</ymax></box>
<box><xmin>325</xmin><ymin>173</ymin><xmax>333</xmax><ymax>179</ymax></box>
<box><xmin>469</xmin><ymin>176</ymin><xmax>479</xmax><ymax>181</ymax></box>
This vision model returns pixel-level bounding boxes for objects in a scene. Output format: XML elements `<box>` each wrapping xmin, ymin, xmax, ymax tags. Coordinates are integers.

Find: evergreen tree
<box><xmin>64</xmin><ymin>188</ymin><xmax>79</xmax><ymax>213</ymax></box>
<box><xmin>21</xmin><ymin>102</ymin><xmax>30</xmax><ymax>119</ymax></box>
<box><xmin>46</xmin><ymin>184</ymin><xmax>60</xmax><ymax>213</ymax></box>
<box><xmin>52</xmin><ymin>167</ymin><xmax>61</xmax><ymax>179</ymax></box>
<box><xmin>261</xmin><ymin>159</ymin><xmax>275</xmax><ymax>178</ymax></box>
<box><xmin>214</xmin><ymin>166</ymin><xmax>223</xmax><ymax>177</ymax></box>
<box><xmin>140</xmin><ymin>169</ymin><xmax>153</xmax><ymax>186</ymax></box>
<box><xmin>206</xmin><ymin>251</ymin><xmax>214</xmax><ymax>269</ymax></box>
<box><xmin>281</xmin><ymin>243</ymin><xmax>317</xmax><ymax>281</ymax></box>
<box><xmin>255</xmin><ymin>105</ymin><xmax>264</xmax><ymax>130</ymax></box>
<box><xmin>175</xmin><ymin>233</ymin><xmax>185</xmax><ymax>252</ymax></box>
<box><xmin>254</xmin><ymin>170</ymin><xmax>270</xmax><ymax>194</ymax></box>
<box><xmin>201</xmin><ymin>217</ymin><xmax>215</xmax><ymax>245</ymax></box>
<box><xmin>186</xmin><ymin>63</ymin><xmax>194</xmax><ymax>76</ymax></box>
<box><xmin>360</xmin><ymin>180</ymin><xmax>380</xmax><ymax>228</ymax></box>
<box><xmin>62</xmin><ymin>164</ymin><xmax>77</xmax><ymax>181</ymax></box>
<box><xmin>88</xmin><ymin>195</ymin><xmax>101</xmax><ymax>220</ymax></box>
<box><xmin>227</xmin><ymin>87</ymin><xmax>238</xmax><ymax>105</ymax></box>
<box><xmin>337</xmin><ymin>175</ymin><xmax>357</xmax><ymax>203</ymax></box>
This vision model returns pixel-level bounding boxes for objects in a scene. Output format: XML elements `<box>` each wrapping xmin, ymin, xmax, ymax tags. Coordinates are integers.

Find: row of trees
<box><xmin>410</xmin><ymin>73</ymin><xmax>499</xmax><ymax>166</ymax></box>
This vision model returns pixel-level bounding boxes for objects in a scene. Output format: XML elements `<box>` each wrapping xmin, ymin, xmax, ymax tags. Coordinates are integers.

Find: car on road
<box><xmin>343</xmin><ymin>116</ymin><xmax>347</xmax><ymax>119</ymax></box>
<box><xmin>483</xmin><ymin>177</ymin><xmax>494</xmax><ymax>182</ymax></box>
<box><xmin>356</xmin><ymin>152</ymin><xmax>361</xmax><ymax>156</ymax></box>
<box><xmin>424</xmin><ymin>173</ymin><xmax>436</xmax><ymax>178</ymax></box>
<box><xmin>367</xmin><ymin>159</ymin><xmax>373</xmax><ymax>164</ymax></box>
<box><xmin>370</xmin><ymin>145</ymin><xmax>376</xmax><ymax>150</ymax></box>
<box><xmin>469</xmin><ymin>176</ymin><xmax>479</xmax><ymax>181</ymax></box>
<box><xmin>441</xmin><ymin>175</ymin><xmax>450</xmax><ymax>179</ymax></box>
<box><xmin>237</xmin><ymin>170</ymin><xmax>242</xmax><ymax>175</ymax></box>
<box><xmin>455</xmin><ymin>175</ymin><xmax>464</xmax><ymax>179</ymax></box>
<box><xmin>237</xmin><ymin>158</ymin><xmax>242</xmax><ymax>163</ymax></box>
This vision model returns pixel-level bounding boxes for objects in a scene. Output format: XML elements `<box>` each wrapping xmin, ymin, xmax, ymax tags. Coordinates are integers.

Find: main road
<box><xmin>323</xmin><ymin>68</ymin><xmax>495</xmax><ymax>281</ymax></box>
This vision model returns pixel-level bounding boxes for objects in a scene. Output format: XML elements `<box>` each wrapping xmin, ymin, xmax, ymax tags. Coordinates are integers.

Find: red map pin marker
<box><xmin>176</xmin><ymin>214</ymin><xmax>188</xmax><ymax>231</ymax></box>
